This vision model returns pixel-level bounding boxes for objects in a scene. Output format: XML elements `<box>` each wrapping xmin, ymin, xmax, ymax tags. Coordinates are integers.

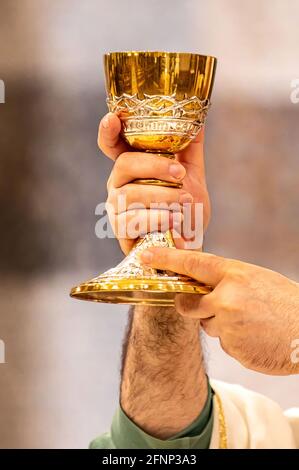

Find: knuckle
<box><xmin>209</xmin><ymin>253</ymin><xmax>225</xmax><ymax>271</ymax></box>
<box><xmin>183</xmin><ymin>254</ymin><xmax>200</xmax><ymax>276</ymax></box>
<box><xmin>218</xmin><ymin>295</ymin><xmax>234</xmax><ymax>313</ymax></box>
<box><xmin>231</xmin><ymin>270</ymin><xmax>246</xmax><ymax>285</ymax></box>
<box><xmin>118</xmin><ymin>185</ymin><xmax>143</xmax><ymax>210</ymax></box>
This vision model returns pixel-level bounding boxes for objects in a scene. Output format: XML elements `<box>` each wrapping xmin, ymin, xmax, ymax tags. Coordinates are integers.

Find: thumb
<box><xmin>98</xmin><ymin>112</ymin><xmax>129</xmax><ymax>160</ymax></box>
<box><xmin>140</xmin><ymin>247</ymin><xmax>226</xmax><ymax>287</ymax></box>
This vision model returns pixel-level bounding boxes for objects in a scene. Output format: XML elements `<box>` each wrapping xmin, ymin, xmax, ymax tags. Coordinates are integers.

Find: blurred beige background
<box><xmin>0</xmin><ymin>0</ymin><xmax>298</xmax><ymax>448</ymax></box>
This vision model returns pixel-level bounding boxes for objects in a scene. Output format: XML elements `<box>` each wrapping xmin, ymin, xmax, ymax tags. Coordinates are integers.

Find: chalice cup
<box><xmin>70</xmin><ymin>51</ymin><xmax>217</xmax><ymax>306</ymax></box>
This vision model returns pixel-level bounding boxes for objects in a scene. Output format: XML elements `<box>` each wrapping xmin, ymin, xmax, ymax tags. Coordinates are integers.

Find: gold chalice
<box><xmin>70</xmin><ymin>51</ymin><xmax>217</xmax><ymax>306</ymax></box>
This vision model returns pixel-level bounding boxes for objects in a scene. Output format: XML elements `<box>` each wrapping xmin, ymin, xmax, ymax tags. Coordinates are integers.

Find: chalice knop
<box><xmin>70</xmin><ymin>51</ymin><xmax>217</xmax><ymax>306</ymax></box>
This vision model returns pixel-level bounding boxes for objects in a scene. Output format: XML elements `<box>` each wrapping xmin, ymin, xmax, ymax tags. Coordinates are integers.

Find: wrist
<box><xmin>120</xmin><ymin>306</ymin><xmax>207</xmax><ymax>439</ymax></box>
<box><xmin>133</xmin><ymin>306</ymin><xmax>201</xmax><ymax>344</ymax></box>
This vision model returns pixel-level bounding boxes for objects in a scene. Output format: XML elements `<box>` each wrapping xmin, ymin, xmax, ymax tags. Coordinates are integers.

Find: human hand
<box><xmin>140</xmin><ymin>247</ymin><xmax>299</xmax><ymax>375</ymax></box>
<box><xmin>98</xmin><ymin>112</ymin><xmax>210</xmax><ymax>254</ymax></box>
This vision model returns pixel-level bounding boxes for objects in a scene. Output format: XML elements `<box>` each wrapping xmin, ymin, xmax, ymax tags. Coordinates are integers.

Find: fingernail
<box><xmin>102</xmin><ymin>114</ymin><xmax>110</xmax><ymax>129</ymax></box>
<box><xmin>169</xmin><ymin>163</ymin><xmax>185</xmax><ymax>179</ymax></box>
<box><xmin>140</xmin><ymin>250</ymin><xmax>153</xmax><ymax>264</ymax></box>
<box><xmin>179</xmin><ymin>193</ymin><xmax>193</xmax><ymax>204</ymax></box>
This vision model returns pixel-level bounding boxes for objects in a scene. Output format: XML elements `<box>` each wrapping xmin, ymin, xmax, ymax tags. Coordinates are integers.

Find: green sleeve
<box><xmin>90</xmin><ymin>383</ymin><xmax>214</xmax><ymax>449</ymax></box>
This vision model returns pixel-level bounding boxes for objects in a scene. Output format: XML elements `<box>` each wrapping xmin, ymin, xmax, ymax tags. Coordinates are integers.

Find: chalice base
<box><xmin>70</xmin><ymin>231</ymin><xmax>212</xmax><ymax>307</ymax></box>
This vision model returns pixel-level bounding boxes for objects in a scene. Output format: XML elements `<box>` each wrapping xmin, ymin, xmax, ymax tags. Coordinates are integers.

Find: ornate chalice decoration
<box><xmin>70</xmin><ymin>51</ymin><xmax>217</xmax><ymax>306</ymax></box>
<box><xmin>109</xmin><ymin>93</ymin><xmax>210</xmax><ymax>154</ymax></box>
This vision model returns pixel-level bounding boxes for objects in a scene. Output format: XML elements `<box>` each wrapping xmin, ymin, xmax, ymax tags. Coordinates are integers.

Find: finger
<box><xmin>98</xmin><ymin>113</ymin><xmax>130</xmax><ymax>160</ymax></box>
<box><xmin>107</xmin><ymin>210</ymin><xmax>184</xmax><ymax>256</ymax></box>
<box><xmin>175</xmin><ymin>293</ymin><xmax>214</xmax><ymax>318</ymax></box>
<box><xmin>140</xmin><ymin>248</ymin><xmax>227</xmax><ymax>287</ymax></box>
<box><xmin>118</xmin><ymin>238</ymin><xmax>135</xmax><ymax>255</ymax></box>
<box><xmin>200</xmin><ymin>317</ymin><xmax>220</xmax><ymax>338</ymax></box>
<box><xmin>110</xmin><ymin>152</ymin><xmax>186</xmax><ymax>188</ymax></box>
<box><xmin>108</xmin><ymin>185</ymin><xmax>192</xmax><ymax>214</ymax></box>
<box><xmin>110</xmin><ymin>209</ymin><xmax>184</xmax><ymax>240</ymax></box>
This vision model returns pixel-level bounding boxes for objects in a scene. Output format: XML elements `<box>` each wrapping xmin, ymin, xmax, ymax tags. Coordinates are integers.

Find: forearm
<box><xmin>120</xmin><ymin>305</ymin><xmax>208</xmax><ymax>439</ymax></box>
